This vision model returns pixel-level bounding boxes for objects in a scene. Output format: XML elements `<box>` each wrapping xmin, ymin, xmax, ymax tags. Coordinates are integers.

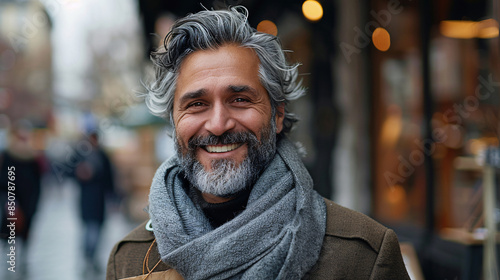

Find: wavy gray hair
<box><xmin>145</xmin><ymin>6</ymin><xmax>305</xmax><ymax>134</ymax></box>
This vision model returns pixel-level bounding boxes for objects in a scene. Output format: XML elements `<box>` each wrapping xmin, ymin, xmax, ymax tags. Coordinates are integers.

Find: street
<box><xmin>1</xmin><ymin>178</ymin><xmax>139</xmax><ymax>280</ymax></box>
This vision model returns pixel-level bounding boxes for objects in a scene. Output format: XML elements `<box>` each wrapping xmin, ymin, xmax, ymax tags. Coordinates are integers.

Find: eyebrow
<box><xmin>178</xmin><ymin>89</ymin><xmax>206</xmax><ymax>106</ymax></box>
<box><xmin>228</xmin><ymin>85</ymin><xmax>258</xmax><ymax>97</ymax></box>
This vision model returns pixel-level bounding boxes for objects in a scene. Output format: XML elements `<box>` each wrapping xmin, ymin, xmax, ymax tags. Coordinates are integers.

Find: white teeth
<box><xmin>206</xmin><ymin>143</ymin><xmax>240</xmax><ymax>153</ymax></box>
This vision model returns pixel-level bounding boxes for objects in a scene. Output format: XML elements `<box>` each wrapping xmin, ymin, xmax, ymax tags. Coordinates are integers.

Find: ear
<box><xmin>275</xmin><ymin>103</ymin><xmax>285</xmax><ymax>134</ymax></box>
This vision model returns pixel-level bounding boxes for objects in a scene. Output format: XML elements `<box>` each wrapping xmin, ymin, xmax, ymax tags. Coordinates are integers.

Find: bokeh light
<box><xmin>372</xmin><ymin>27</ymin><xmax>391</xmax><ymax>51</ymax></box>
<box><xmin>302</xmin><ymin>0</ymin><xmax>323</xmax><ymax>22</ymax></box>
<box><xmin>380</xmin><ymin>105</ymin><xmax>402</xmax><ymax>147</ymax></box>
<box><xmin>440</xmin><ymin>19</ymin><xmax>499</xmax><ymax>39</ymax></box>
<box><xmin>477</xmin><ymin>19</ymin><xmax>499</xmax><ymax>38</ymax></box>
<box><xmin>386</xmin><ymin>185</ymin><xmax>407</xmax><ymax>205</ymax></box>
<box><xmin>257</xmin><ymin>20</ymin><xmax>278</xmax><ymax>36</ymax></box>
<box><xmin>440</xmin><ymin>20</ymin><xmax>477</xmax><ymax>39</ymax></box>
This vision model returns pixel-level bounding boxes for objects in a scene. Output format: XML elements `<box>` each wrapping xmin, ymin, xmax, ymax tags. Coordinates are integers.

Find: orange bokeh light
<box><xmin>372</xmin><ymin>27</ymin><xmax>391</xmax><ymax>51</ymax></box>
<box><xmin>440</xmin><ymin>19</ymin><xmax>499</xmax><ymax>39</ymax></box>
<box><xmin>257</xmin><ymin>20</ymin><xmax>278</xmax><ymax>36</ymax></box>
<box><xmin>302</xmin><ymin>0</ymin><xmax>323</xmax><ymax>22</ymax></box>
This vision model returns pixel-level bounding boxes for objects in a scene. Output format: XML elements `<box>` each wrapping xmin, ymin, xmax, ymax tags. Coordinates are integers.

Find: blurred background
<box><xmin>0</xmin><ymin>0</ymin><xmax>499</xmax><ymax>279</ymax></box>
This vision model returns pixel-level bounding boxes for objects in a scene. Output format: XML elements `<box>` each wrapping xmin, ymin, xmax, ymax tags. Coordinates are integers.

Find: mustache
<box><xmin>187</xmin><ymin>131</ymin><xmax>259</xmax><ymax>150</ymax></box>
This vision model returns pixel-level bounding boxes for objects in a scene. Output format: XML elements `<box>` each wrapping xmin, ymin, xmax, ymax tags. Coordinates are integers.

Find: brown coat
<box><xmin>107</xmin><ymin>199</ymin><xmax>410</xmax><ymax>280</ymax></box>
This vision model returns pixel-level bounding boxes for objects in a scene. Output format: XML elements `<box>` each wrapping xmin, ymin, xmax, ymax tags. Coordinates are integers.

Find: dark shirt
<box><xmin>187</xmin><ymin>185</ymin><xmax>251</xmax><ymax>228</ymax></box>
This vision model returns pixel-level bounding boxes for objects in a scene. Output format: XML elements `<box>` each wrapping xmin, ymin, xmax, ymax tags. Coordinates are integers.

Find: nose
<box><xmin>204</xmin><ymin>103</ymin><xmax>236</xmax><ymax>136</ymax></box>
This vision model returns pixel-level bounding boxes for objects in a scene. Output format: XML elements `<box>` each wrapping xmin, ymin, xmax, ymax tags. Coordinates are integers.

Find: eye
<box><xmin>187</xmin><ymin>101</ymin><xmax>206</xmax><ymax>108</ymax></box>
<box><xmin>233</xmin><ymin>97</ymin><xmax>250</xmax><ymax>103</ymax></box>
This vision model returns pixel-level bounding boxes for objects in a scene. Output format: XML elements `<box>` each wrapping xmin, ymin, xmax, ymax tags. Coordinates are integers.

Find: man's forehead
<box><xmin>179</xmin><ymin>44</ymin><xmax>260</xmax><ymax>69</ymax></box>
<box><xmin>174</xmin><ymin>44</ymin><xmax>265</xmax><ymax>99</ymax></box>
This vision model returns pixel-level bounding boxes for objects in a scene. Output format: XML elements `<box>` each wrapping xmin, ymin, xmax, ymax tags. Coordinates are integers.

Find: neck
<box><xmin>201</xmin><ymin>192</ymin><xmax>234</xmax><ymax>203</ymax></box>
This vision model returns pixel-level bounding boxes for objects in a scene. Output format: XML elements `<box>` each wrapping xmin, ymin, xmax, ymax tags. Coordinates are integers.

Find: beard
<box><xmin>175</xmin><ymin>122</ymin><xmax>277</xmax><ymax>197</ymax></box>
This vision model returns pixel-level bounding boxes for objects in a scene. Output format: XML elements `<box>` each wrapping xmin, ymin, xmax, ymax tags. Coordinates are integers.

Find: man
<box><xmin>0</xmin><ymin>120</ymin><xmax>44</xmax><ymax>278</ymax></box>
<box><xmin>107</xmin><ymin>6</ymin><xmax>410</xmax><ymax>280</ymax></box>
<box><xmin>74</xmin><ymin>132</ymin><xmax>115</xmax><ymax>274</ymax></box>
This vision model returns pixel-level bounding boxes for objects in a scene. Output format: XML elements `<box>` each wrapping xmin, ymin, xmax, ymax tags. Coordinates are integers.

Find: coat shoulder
<box><xmin>323</xmin><ymin>198</ymin><xmax>388</xmax><ymax>253</ymax></box>
<box><xmin>121</xmin><ymin>220</ymin><xmax>155</xmax><ymax>242</ymax></box>
<box><xmin>106</xmin><ymin>220</ymin><xmax>170</xmax><ymax>280</ymax></box>
<box><xmin>306</xmin><ymin>199</ymin><xmax>409</xmax><ymax>280</ymax></box>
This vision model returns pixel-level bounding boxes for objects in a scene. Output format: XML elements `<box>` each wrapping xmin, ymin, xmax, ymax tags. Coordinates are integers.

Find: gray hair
<box><xmin>145</xmin><ymin>6</ymin><xmax>305</xmax><ymax>134</ymax></box>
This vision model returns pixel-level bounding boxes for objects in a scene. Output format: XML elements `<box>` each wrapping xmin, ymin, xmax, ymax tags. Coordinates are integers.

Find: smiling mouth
<box><xmin>204</xmin><ymin>143</ymin><xmax>243</xmax><ymax>153</ymax></box>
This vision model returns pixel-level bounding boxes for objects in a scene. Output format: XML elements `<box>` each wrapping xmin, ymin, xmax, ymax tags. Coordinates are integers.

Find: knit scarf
<box><xmin>148</xmin><ymin>137</ymin><xmax>326</xmax><ymax>279</ymax></box>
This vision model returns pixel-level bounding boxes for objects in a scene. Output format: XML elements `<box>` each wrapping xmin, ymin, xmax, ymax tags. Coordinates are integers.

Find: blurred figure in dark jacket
<box><xmin>0</xmin><ymin>120</ymin><xmax>45</xmax><ymax>276</ymax></box>
<box><xmin>74</xmin><ymin>131</ymin><xmax>114</xmax><ymax>273</ymax></box>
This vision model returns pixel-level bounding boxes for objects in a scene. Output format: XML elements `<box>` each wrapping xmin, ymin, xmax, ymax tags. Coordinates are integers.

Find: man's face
<box><xmin>172</xmin><ymin>44</ymin><xmax>285</xmax><ymax>196</ymax></box>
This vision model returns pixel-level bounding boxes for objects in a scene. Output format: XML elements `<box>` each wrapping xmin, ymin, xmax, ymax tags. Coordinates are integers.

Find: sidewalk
<box><xmin>1</xmin><ymin>178</ymin><xmax>139</xmax><ymax>280</ymax></box>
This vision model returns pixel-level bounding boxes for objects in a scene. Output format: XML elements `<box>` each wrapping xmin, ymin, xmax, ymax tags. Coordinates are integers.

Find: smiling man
<box><xmin>107</xmin><ymin>6</ymin><xmax>410</xmax><ymax>280</ymax></box>
<box><xmin>173</xmin><ymin>45</ymin><xmax>282</xmax><ymax>204</ymax></box>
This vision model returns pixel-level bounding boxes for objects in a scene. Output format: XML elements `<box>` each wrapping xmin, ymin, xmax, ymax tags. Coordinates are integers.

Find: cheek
<box><xmin>237</xmin><ymin>112</ymin><xmax>273</xmax><ymax>139</ymax></box>
<box><xmin>174</xmin><ymin>118</ymin><xmax>196</xmax><ymax>147</ymax></box>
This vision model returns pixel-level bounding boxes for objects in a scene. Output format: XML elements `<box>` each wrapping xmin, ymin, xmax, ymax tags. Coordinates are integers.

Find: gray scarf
<box><xmin>149</xmin><ymin>137</ymin><xmax>326</xmax><ymax>279</ymax></box>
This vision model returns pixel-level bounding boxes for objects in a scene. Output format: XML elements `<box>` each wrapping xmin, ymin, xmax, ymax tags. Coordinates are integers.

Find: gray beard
<box><xmin>175</xmin><ymin>122</ymin><xmax>277</xmax><ymax>197</ymax></box>
<box><xmin>188</xmin><ymin>155</ymin><xmax>254</xmax><ymax>197</ymax></box>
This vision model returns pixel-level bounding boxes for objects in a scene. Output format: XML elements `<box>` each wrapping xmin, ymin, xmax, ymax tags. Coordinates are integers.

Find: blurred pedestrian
<box><xmin>74</xmin><ymin>131</ymin><xmax>115</xmax><ymax>274</ymax></box>
<box><xmin>0</xmin><ymin>120</ymin><xmax>45</xmax><ymax>276</ymax></box>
